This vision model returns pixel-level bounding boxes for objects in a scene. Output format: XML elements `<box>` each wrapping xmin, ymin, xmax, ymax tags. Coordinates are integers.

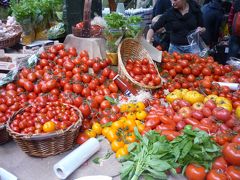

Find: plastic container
<box><xmin>113</xmin><ymin>74</ymin><xmax>138</xmax><ymax>96</ymax></box>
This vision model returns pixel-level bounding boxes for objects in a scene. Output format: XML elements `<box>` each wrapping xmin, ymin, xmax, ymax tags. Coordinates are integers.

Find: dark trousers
<box><xmin>228</xmin><ymin>34</ymin><xmax>240</xmax><ymax>59</ymax></box>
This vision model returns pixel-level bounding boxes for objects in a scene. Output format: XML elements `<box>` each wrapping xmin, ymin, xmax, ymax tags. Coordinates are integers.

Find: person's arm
<box><xmin>146</xmin><ymin>13</ymin><xmax>166</xmax><ymax>42</ymax></box>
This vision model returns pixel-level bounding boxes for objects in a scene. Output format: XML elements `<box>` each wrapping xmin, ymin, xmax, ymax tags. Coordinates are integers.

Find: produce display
<box><xmin>1</xmin><ymin>43</ymin><xmax>240</xmax><ymax>180</ymax></box>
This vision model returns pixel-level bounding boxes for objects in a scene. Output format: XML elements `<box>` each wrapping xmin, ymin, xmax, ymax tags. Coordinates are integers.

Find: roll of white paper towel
<box><xmin>53</xmin><ymin>138</ymin><xmax>101</xmax><ymax>179</ymax></box>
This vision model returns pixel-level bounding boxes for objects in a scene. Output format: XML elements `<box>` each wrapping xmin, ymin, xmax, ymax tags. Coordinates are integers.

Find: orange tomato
<box><xmin>92</xmin><ymin>122</ymin><xmax>102</xmax><ymax>135</ymax></box>
<box><xmin>85</xmin><ymin>129</ymin><xmax>96</xmax><ymax>138</ymax></box>
<box><xmin>136</xmin><ymin>110</ymin><xmax>147</xmax><ymax>120</ymax></box>
<box><xmin>125</xmin><ymin>133</ymin><xmax>136</xmax><ymax>143</ymax></box>
<box><xmin>123</xmin><ymin>119</ymin><xmax>136</xmax><ymax>132</ymax></box>
<box><xmin>116</xmin><ymin>147</ymin><xmax>128</xmax><ymax>158</ymax></box>
<box><xmin>43</xmin><ymin>121</ymin><xmax>56</xmax><ymax>133</ymax></box>
<box><xmin>126</xmin><ymin>112</ymin><xmax>136</xmax><ymax>120</ymax></box>
<box><xmin>111</xmin><ymin>140</ymin><xmax>125</xmax><ymax>152</ymax></box>
<box><xmin>111</xmin><ymin>120</ymin><xmax>123</xmax><ymax>130</ymax></box>
<box><xmin>102</xmin><ymin>127</ymin><xmax>111</xmax><ymax>137</ymax></box>
<box><xmin>106</xmin><ymin>128</ymin><xmax>118</xmax><ymax>142</ymax></box>
<box><xmin>135</xmin><ymin>102</ymin><xmax>145</xmax><ymax>111</ymax></box>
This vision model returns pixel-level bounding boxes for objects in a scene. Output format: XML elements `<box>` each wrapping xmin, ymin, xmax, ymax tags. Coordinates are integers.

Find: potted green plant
<box><xmin>104</xmin><ymin>13</ymin><xmax>142</xmax><ymax>65</ymax></box>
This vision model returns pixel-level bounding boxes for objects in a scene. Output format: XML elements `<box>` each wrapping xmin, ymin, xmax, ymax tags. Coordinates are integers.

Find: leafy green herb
<box><xmin>120</xmin><ymin>126</ymin><xmax>221</xmax><ymax>179</ymax></box>
<box><xmin>92</xmin><ymin>157</ymin><xmax>101</xmax><ymax>164</ymax></box>
<box><xmin>92</xmin><ymin>150</ymin><xmax>114</xmax><ymax>165</ymax></box>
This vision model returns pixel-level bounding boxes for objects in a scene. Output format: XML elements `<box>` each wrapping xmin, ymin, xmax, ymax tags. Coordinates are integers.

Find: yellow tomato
<box><xmin>85</xmin><ymin>129</ymin><xmax>96</xmax><ymax>138</ymax></box>
<box><xmin>123</xmin><ymin>119</ymin><xmax>136</xmax><ymax>132</ymax></box>
<box><xmin>216</xmin><ymin>97</ymin><xmax>232</xmax><ymax>105</ymax></box>
<box><xmin>116</xmin><ymin>147</ymin><xmax>128</xmax><ymax>158</ymax></box>
<box><xmin>126</xmin><ymin>112</ymin><xmax>136</xmax><ymax>120</ymax></box>
<box><xmin>218</xmin><ymin>103</ymin><xmax>233</xmax><ymax>112</ymax></box>
<box><xmin>236</xmin><ymin>106</ymin><xmax>240</xmax><ymax>119</ymax></box>
<box><xmin>135</xmin><ymin>102</ymin><xmax>145</xmax><ymax>111</ymax></box>
<box><xmin>111</xmin><ymin>120</ymin><xmax>124</xmax><ymax>130</ymax></box>
<box><xmin>136</xmin><ymin>110</ymin><xmax>147</xmax><ymax>120</ymax></box>
<box><xmin>126</xmin><ymin>103</ymin><xmax>136</xmax><ymax>112</ymax></box>
<box><xmin>126</xmin><ymin>133</ymin><xmax>136</xmax><ymax>143</ymax></box>
<box><xmin>111</xmin><ymin>140</ymin><xmax>125</xmax><ymax>152</ymax></box>
<box><xmin>106</xmin><ymin>128</ymin><xmax>118</xmax><ymax>142</ymax></box>
<box><xmin>216</xmin><ymin>97</ymin><xmax>232</xmax><ymax>112</ymax></box>
<box><xmin>183</xmin><ymin>91</ymin><xmax>204</xmax><ymax>104</ymax></box>
<box><xmin>43</xmin><ymin>121</ymin><xmax>56</xmax><ymax>133</ymax></box>
<box><xmin>120</xmin><ymin>104</ymin><xmax>127</xmax><ymax>113</ymax></box>
<box><xmin>118</xmin><ymin>116</ymin><xmax>127</xmax><ymax>123</ymax></box>
<box><xmin>179</xmin><ymin>88</ymin><xmax>189</xmax><ymax>96</ymax></box>
<box><xmin>137</xmin><ymin>123</ymin><xmax>145</xmax><ymax>133</ymax></box>
<box><xmin>102</xmin><ymin>127</ymin><xmax>111</xmax><ymax>137</ymax></box>
<box><xmin>204</xmin><ymin>95</ymin><xmax>219</xmax><ymax>103</ymax></box>
<box><xmin>123</xmin><ymin>144</ymin><xmax>129</xmax><ymax>151</ymax></box>
<box><xmin>92</xmin><ymin>122</ymin><xmax>102</xmax><ymax>135</ymax></box>
<box><xmin>166</xmin><ymin>92</ymin><xmax>182</xmax><ymax>103</ymax></box>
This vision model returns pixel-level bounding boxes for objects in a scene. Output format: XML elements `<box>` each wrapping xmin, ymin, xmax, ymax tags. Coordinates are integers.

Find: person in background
<box><xmin>151</xmin><ymin>0</ymin><xmax>172</xmax><ymax>50</ymax></box>
<box><xmin>228</xmin><ymin>0</ymin><xmax>240</xmax><ymax>59</ymax></box>
<box><xmin>201</xmin><ymin>0</ymin><xmax>224</xmax><ymax>48</ymax></box>
<box><xmin>146</xmin><ymin>0</ymin><xmax>206</xmax><ymax>54</ymax></box>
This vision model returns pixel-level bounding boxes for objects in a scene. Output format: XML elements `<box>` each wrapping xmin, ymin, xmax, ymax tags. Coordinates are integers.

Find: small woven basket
<box><xmin>6</xmin><ymin>103</ymin><xmax>82</xmax><ymax>157</ymax></box>
<box><xmin>0</xmin><ymin>124</ymin><xmax>11</xmax><ymax>145</ymax></box>
<box><xmin>118</xmin><ymin>38</ymin><xmax>162</xmax><ymax>89</ymax></box>
<box><xmin>0</xmin><ymin>25</ymin><xmax>22</xmax><ymax>49</ymax></box>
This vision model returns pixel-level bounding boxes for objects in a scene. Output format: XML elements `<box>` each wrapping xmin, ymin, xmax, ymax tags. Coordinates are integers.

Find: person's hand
<box><xmin>196</xmin><ymin>27</ymin><xmax>206</xmax><ymax>34</ymax></box>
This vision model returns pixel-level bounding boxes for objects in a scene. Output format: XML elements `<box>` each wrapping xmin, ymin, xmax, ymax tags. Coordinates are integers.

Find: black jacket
<box><xmin>152</xmin><ymin>0</ymin><xmax>172</xmax><ymax>17</ymax></box>
<box><xmin>152</xmin><ymin>0</ymin><xmax>204</xmax><ymax>45</ymax></box>
<box><xmin>201</xmin><ymin>0</ymin><xmax>224</xmax><ymax>46</ymax></box>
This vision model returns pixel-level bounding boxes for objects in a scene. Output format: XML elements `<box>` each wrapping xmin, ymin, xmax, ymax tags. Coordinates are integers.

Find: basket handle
<box><xmin>82</xmin><ymin>0</ymin><xmax>92</xmax><ymax>38</ymax></box>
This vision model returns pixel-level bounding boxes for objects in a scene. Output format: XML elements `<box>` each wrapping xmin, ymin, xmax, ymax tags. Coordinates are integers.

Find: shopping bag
<box><xmin>187</xmin><ymin>29</ymin><xmax>209</xmax><ymax>57</ymax></box>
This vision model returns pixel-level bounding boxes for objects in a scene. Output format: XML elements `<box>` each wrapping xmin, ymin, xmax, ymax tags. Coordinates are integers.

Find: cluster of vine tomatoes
<box><xmin>10</xmin><ymin>101</ymin><xmax>79</xmax><ymax>134</ymax></box>
<box><xmin>125</xmin><ymin>58</ymin><xmax>161</xmax><ymax>86</ymax></box>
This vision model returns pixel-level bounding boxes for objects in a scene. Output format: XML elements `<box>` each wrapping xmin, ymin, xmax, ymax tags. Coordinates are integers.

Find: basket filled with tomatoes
<box><xmin>6</xmin><ymin>101</ymin><xmax>82</xmax><ymax>157</ymax></box>
<box><xmin>118</xmin><ymin>38</ymin><xmax>162</xmax><ymax>90</ymax></box>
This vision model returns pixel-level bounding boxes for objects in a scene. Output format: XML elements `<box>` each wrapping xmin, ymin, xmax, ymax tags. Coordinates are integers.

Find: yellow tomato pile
<box><xmin>86</xmin><ymin>101</ymin><xmax>148</xmax><ymax>158</ymax></box>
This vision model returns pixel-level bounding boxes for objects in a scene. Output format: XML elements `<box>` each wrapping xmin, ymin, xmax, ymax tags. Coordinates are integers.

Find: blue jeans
<box><xmin>228</xmin><ymin>35</ymin><xmax>240</xmax><ymax>59</ymax></box>
<box><xmin>168</xmin><ymin>43</ymin><xmax>200</xmax><ymax>54</ymax></box>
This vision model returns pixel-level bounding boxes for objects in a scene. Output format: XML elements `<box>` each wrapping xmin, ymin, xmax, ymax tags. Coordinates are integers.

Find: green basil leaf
<box><xmin>180</xmin><ymin>141</ymin><xmax>193</xmax><ymax>159</ymax></box>
<box><xmin>120</xmin><ymin>161</ymin><xmax>134</xmax><ymax>179</ymax></box>
<box><xmin>134</xmin><ymin>127</ymin><xmax>142</xmax><ymax>141</ymax></box>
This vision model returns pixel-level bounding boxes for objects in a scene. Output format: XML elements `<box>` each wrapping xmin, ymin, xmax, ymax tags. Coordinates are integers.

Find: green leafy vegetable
<box><xmin>120</xmin><ymin>126</ymin><xmax>221</xmax><ymax>179</ymax></box>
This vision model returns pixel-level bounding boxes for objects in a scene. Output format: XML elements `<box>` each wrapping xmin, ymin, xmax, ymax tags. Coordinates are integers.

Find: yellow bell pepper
<box><xmin>183</xmin><ymin>91</ymin><xmax>204</xmax><ymax>104</ymax></box>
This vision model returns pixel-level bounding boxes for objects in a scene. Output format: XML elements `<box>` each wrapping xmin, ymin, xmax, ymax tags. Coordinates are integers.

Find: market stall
<box><xmin>1</xmin><ymin>0</ymin><xmax>240</xmax><ymax>180</ymax></box>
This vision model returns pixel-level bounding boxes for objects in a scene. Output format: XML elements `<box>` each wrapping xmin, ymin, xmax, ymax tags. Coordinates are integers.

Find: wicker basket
<box><xmin>118</xmin><ymin>38</ymin><xmax>162</xmax><ymax>89</ymax></box>
<box><xmin>6</xmin><ymin>103</ymin><xmax>82</xmax><ymax>157</ymax></box>
<box><xmin>0</xmin><ymin>25</ymin><xmax>22</xmax><ymax>49</ymax></box>
<box><xmin>0</xmin><ymin>124</ymin><xmax>11</xmax><ymax>145</ymax></box>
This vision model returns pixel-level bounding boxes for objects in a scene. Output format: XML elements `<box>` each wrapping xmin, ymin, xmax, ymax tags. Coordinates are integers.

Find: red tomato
<box><xmin>185</xmin><ymin>164</ymin><xmax>207</xmax><ymax>180</ymax></box>
<box><xmin>232</xmin><ymin>135</ymin><xmax>240</xmax><ymax>144</ymax></box>
<box><xmin>76</xmin><ymin>132</ymin><xmax>89</xmax><ymax>145</ymax></box>
<box><xmin>206</xmin><ymin>169</ymin><xmax>227</xmax><ymax>180</ymax></box>
<box><xmin>223</xmin><ymin>143</ymin><xmax>240</xmax><ymax>166</ymax></box>
<box><xmin>212</xmin><ymin>156</ymin><xmax>228</xmax><ymax>171</ymax></box>
<box><xmin>226</xmin><ymin>166</ymin><xmax>240</xmax><ymax>180</ymax></box>
<box><xmin>100</xmin><ymin>100</ymin><xmax>111</xmax><ymax>110</ymax></box>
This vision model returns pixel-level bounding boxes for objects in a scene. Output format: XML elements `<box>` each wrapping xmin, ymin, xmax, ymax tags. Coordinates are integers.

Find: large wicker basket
<box><xmin>118</xmin><ymin>38</ymin><xmax>162</xmax><ymax>89</ymax></box>
<box><xmin>0</xmin><ymin>124</ymin><xmax>11</xmax><ymax>145</ymax></box>
<box><xmin>0</xmin><ymin>25</ymin><xmax>22</xmax><ymax>49</ymax></box>
<box><xmin>6</xmin><ymin>103</ymin><xmax>82</xmax><ymax>157</ymax></box>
